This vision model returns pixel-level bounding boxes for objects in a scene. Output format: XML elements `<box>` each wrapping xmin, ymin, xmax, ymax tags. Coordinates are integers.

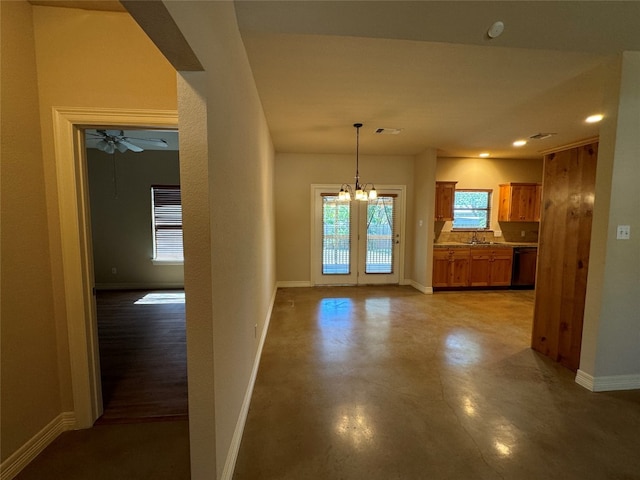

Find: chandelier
<box><xmin>338</xmin><ymin>123</ymin><xmax>377</xmax><ymax>201</ymax></box>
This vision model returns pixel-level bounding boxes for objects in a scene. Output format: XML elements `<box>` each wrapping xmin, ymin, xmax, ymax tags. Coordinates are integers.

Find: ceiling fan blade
<box><xmin>105</xmin><ymin>129</ymin><xmax>123</xmax><ymax>137</ymax></box>
<box><xmin>124</xmin><ymin>137</ymin><xmax>169</xmax><ymax>148</ymax></box>
<box><xmin>86</xmin><ymin>132</ymin><xmax>105</xmax><ymax>138</ymax></box>
<box><xmin>118</xmin><ymin>139</ymin><xmax>144</xmax><ymax>152</ymax></box>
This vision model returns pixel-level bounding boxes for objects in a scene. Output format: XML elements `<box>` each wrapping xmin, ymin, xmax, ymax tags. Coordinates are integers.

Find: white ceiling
<box><xmin>34</xmin><ymin>1</ymin><xmax>640</xmax><ymax>160</ymax></box>
<box><xmin>234</xmin><ymin>1</ymin><xmax>640</xmax><ymax>159</ymax></box>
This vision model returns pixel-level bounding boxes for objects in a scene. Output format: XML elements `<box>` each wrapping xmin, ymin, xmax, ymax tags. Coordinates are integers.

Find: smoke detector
<box><xmin>487</xmin><ymin>21</ymin><xmax>505</xmax><ymax>39</ymax></box>
<box><xmin>375</xmin><ymin>128</ymin><xmax>403</xmax><ymax>135</ymax></box>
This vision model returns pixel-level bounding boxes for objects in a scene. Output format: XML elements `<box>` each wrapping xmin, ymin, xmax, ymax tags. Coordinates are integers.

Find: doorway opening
<box><xmin>84</xmin><ymin>127</ymin><xmax>188</xmax><ymax>423</ymax></box>
<box><xmin>52</xmin><ymin>107</ymin><xmax>179</xmax><ymax>428</ymax></box>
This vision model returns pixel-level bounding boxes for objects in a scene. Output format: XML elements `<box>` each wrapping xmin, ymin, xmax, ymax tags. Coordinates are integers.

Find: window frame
<box><xmin>452</xmin><ymin>188</ymin><xmax>492</xmax><ymax>231</ymax></box>
<box><xmin>151</xmin><ymin>185</ymin><xmax>184</xmax><ymax>265</ymax></box>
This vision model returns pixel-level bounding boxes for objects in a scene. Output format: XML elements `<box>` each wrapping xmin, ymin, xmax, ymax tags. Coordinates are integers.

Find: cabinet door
<box><xmin>469</xmin><ymin>250</ymin><xmax>490</xmax><ymax>287</ymax></box>
<box><xmin>534</xmin><ymin>185</ymin><xmax>542</xmax><ymax>221</ymax></box>
<box><xmin>449</xmin><ymin>250</ymin><xmax>470</xmax><ymax>287</ymax></box>
<box><xmin>499</xmin><ymin>183</ymin><xmax>541</xmax><ymax>221</ymax></box>
<box><xmin>435</xmin><ymin>182</ymin><xmax>456</xmax><ymax>221</ymax></box>
<box><xmin>432</xmin><ymin>250</ymin><xmax>452</xmax><ymax>287</ymax></box>
<box><xmin>489</xmin><ymin>248</ymin><xmax>513</xmax><ymax>286</ymax></box>
<box><xmin>511</xmin><ymin>185</ymin><xmax>537</xmax><ymax>221</ymax></box>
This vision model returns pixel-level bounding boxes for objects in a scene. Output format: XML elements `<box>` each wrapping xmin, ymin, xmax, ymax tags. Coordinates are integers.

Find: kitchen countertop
<box><xmin>434</xmin><ymin>242</ymin><xmax>538</xmax><ymax>248</ymax></box>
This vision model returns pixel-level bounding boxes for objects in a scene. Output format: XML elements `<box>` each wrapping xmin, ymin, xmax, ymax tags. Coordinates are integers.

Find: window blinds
<box><xmin>152</xmin><ymin>186</ymin><xmax>183</xmax><ymax>261</ymax></box>
<box><xmin>321</xmin><ymin>195</ymin><xmax>351</xmax><ymax>274</ymax></box>
<box><xmin>365</xmin><ymin>195</ymin><xmax>396</xmax><ymax>274</ymax></box>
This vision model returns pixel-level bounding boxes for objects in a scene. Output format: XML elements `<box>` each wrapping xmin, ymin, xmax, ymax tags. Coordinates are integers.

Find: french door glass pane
<box><xmin>366</xmin><ymin>197</ymin><xmax>394</xmax><ymax>274</ymax></box>
<box><xmin>322</xmin><ymin>196</ymin><xmax>351</xmax><ymax>274</ymax></box>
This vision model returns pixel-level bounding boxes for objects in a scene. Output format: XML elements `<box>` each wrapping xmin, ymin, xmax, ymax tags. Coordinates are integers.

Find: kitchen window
<box><xmin>151</xmin><ymin>185</ymin><xmax>183</xmax><ymax>263</ymax></box>
<box><xmin>453</xmin><ymin>189</ymin><xmax>491</xmax><ymax>230</ymax></box>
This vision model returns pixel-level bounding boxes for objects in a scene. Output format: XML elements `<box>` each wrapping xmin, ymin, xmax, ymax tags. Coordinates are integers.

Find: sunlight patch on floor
<box><xmin>134</xmin><ymin>292</ymin><xmax>185</xmax><ymax>305</ymax></box>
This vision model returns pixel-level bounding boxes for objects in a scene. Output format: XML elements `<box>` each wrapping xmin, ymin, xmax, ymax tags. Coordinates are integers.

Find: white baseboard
<box><xmin>1</xmin><ymin>412</ymin><xmax>76</xmax><ymax>480</ymax></box>
<box><xmin>276</xmin><ymin>281</ymin><xmax>312</xmax><ymax>288</ymax></box>
<box><xmin>278</xmin><ymin>280</ymin><xmax>432</xmax><ymax>292</ymax></box>
<box><xmin>576</xmin><ymin>370</ymin><xmax>640</xmax><ymax>392</ymax></box>
<box><xmin>408</xmin><ymin>280</ymin><xmax>433</xmax><ymax>294</ymax></box>
<box><xmin>220</xmin><ymin>285</ymin><xmax>277</xmax><ymax>480</ymax></box>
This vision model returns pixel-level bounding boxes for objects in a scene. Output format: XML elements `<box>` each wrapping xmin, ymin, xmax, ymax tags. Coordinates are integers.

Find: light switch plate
<box><xmin>616</xmin><ymin>225</ymin><xmax>631</xmax><ymax>240</ymax></box>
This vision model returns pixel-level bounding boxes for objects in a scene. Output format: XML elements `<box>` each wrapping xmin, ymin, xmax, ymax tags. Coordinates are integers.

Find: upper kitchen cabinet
<box><xmin>435</xmin><ymin>181</ymin><xmax>457</xmax><ymax>221</ymax></box>
<box><xmin>498</xmin><ymin>183</ymin><xmax>542</xmax><ymax>222</ymax></box>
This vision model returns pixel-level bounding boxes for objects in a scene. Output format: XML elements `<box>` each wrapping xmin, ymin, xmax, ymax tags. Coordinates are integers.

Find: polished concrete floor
<box><xmin>13</xmin><ymin>287</ymin><xmax>640</xmax><ymax>479</ymax></box>
<box><xmin>14</xmin><ymin>420</ymin><xmax>190</xmax><ymax>480</ymax></box>
<box><xmin>233</xmin><ymin>286</ymin><xmax>640</xmax><ymax>480</ymax></box>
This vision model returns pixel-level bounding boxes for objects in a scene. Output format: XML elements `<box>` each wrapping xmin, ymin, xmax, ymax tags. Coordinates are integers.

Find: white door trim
<box><xmin>310</xmin><ymin>184</ymin><xmax>406</xmax><ymax>286</ymax></box>
<box><xmin>52</xmin><ymin>107</ymin><xmax>179</xmax><ymax>428</ymax></box>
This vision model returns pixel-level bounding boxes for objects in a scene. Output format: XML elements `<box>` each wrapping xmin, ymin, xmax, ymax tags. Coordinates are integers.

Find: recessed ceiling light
<box><xmin>513</xmin><ymin>140</ymin><xmax>527</xmax><ymax>147</ymax></box>
<box><xmin>479</xmin><ymin>152</ymin><xmax>490</xmax><ymax>158</ymax></box>
<box><xmin>585</xmin><ymin>114</ymin><xmax>604</xmax><ymax>123</ymax></box>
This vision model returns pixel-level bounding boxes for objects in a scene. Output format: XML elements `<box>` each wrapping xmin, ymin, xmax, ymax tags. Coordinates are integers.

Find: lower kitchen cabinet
<box><xmin>433</xmin><ymin>248</ymin><xmax>470</xmax><ymax>288</ymax></box>
<box><xmin>433</xmin><ymin>246</ymin><xmax>514</xmax><ymax>289</ymax></box>
<box><xmin>469</xmin><ymin>247</ymin><xmax>513</xmax><ymax>286</ymax></box>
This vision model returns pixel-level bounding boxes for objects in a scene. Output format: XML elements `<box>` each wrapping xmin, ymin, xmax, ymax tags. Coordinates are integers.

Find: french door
<box><xmin>313</xmin><ymin>186</ymin><xmax>403</xmax><ymax>285</ymax></box>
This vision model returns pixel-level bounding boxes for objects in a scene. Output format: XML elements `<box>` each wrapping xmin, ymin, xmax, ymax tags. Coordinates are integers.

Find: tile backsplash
<box><xmin>500</xmin><ymin>222</ymin><xmax>539</xmax><ymax>243</ymax></box>
<box><xmin>434</xmin><ymin>222</ymin><xmax>538</xmax><ymax>244</ymax></box>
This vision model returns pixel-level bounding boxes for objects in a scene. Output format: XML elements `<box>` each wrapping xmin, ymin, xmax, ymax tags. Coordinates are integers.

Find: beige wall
<box><xmin>435</xmin><ymin>156</ymin><xmax>543</xmax><ymax>240</ymax></box>
<box><xmin>1</xmin><ymin>1</ymin><xmax>178</xmax><ymax>465</ymax></box>
<box><xmin>581</xmin><ymin>52</ymin><xmax>640</xmax><ymax>381</ymax></box>
<box><xmin>165</xmin><ymin>2</ymin><xmax>277</xmax><ymax>478</ymax></box>
<box><xmin>87</xmin><ymin>149</ymin><xmax>183</xmax><ymax>288</ymax></box>
<box><xmin>275</xmin><ymin>153</ymin><xmax>415</xmax><ymax>284</ymax></box>
<box><xmin>274</xmin><ymin>152</ymin><xmax>541</xmax><ymax>286</ymax></box>
<box><xmin>412</xmin><ymin>150</ymin><xmax>438</xmax><ymax>290</ymax></box>
<box><xmin>31</xmin><ymin>4</ymin><xmax>178</xmax><ymax>416</ymax></box>
<box><xmin>0</xmin><ymin>1</ymin><xmax>62</xmax><ymax>461</ymax></box>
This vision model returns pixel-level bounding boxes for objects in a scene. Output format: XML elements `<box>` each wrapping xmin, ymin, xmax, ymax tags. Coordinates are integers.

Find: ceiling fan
<box><xmin>86</xmin><ymin>129</ymin><xmax>169</xmax><ymax>154</ymax></box>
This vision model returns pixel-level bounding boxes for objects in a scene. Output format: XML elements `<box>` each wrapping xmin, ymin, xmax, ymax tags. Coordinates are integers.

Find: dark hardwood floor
<box><xmin>95</xmin><ymin>290</ymin><xmax>188</xmax><ymax>424</ymax></box>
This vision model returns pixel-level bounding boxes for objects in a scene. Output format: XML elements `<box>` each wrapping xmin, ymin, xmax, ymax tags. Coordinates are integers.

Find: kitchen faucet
<box><xmin>469</xmin><ymin>230</ymin><xmax>487</xmax><ymax>244</ymax></box>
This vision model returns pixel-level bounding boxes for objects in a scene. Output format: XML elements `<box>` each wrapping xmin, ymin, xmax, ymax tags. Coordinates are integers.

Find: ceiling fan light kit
<box><xmin>338</xmin><ymin>123</ymin><xmax>377</xmax><ymax>202</ymax></box>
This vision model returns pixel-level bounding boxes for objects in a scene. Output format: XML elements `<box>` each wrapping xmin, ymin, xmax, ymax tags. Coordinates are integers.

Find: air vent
<box><xmin>375</xmin><ymin>128</ymin><xmax>403</xmax><ymax>135</ymax></box>
<box><xmin>529</xmin><ymin>132</ymin><xmax>557</xmax><ymax>140</ymax></box>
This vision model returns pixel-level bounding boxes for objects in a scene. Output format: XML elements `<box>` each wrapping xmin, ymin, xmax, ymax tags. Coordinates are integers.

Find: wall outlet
<box><xmin>111</xmin><ymin>267</ymin><xmax>117</xmax><ymax>274</ymax></box>
<box><xmin>521</xmin><ymin>230</ymin><xmax>526</xmax><ymax>237</ymax></box>
<box><xmin>616</xmin><ymin>225</ymin><xmax>631</xmax><ymax>240</ymax></box>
